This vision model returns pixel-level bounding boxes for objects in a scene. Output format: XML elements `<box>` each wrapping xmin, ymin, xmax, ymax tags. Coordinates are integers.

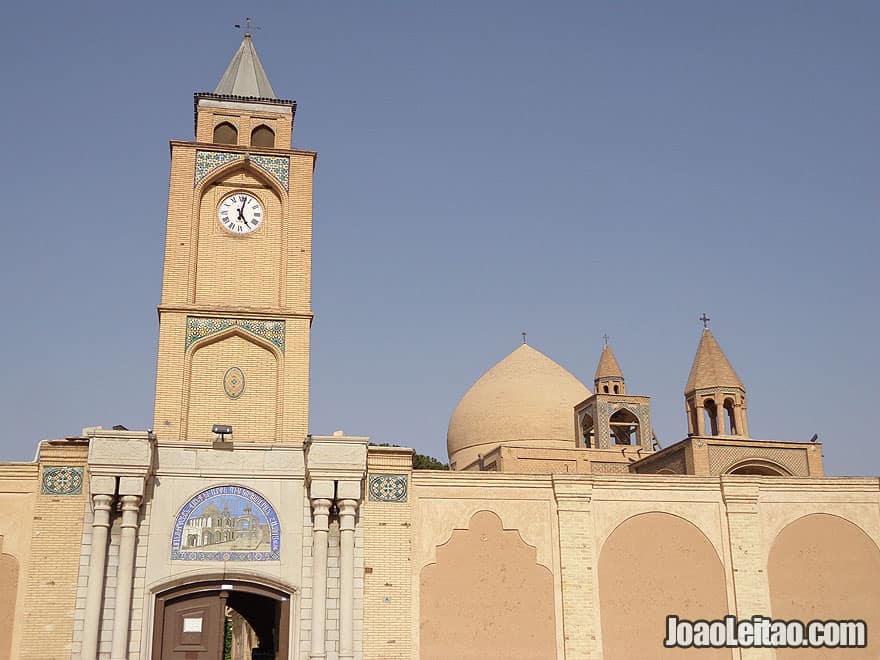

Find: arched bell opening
<box><xmin>723</xmin><ymin>398</ymin><xmax>737</xmax><ymax>435</ymax></box>
<box><xmin>580</xmin><ymin>412</ymin><xmax>595</xmax><ymax>448</ymax></box>
<box><xmin>213</xmin><ymin>121</ymin><xmax>238</xmax><ymax>145</ymax></box>
<box><xmin>610</xmin><ymin>409</ymin><xmax>640</xmax><ymax>446</ymax></box>
<box><xmin>251</xmin><ymin>124</ymin><xmax>275</xmax><ymax>148</ymax></box>
<box><xmin>703</xmin><ymin>399</ymin><xmax>719</xmax><ymax>436</ymax></box>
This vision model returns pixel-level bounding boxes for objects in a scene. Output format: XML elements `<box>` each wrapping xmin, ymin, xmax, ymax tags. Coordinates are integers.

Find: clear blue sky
<box><xmin>0</xmin><ymin>2</ymin><xmax>877</xmax><ymax>476</ymax></box>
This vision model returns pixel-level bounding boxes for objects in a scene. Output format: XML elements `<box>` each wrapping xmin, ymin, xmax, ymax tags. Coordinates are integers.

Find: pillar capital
<box><xmin>311</xmin><ymin>497</ymin><xmax>332</xmax><ymax>532</ymax></box>
<box><xmin>91</xmin><ymin>493</ymin><xmax>114</xmax><ymax>525</ymax></box>
<box><xmin>337</xmin><ymin>498</ymin><xmax>358</xmax><ymax>532</ymax></box>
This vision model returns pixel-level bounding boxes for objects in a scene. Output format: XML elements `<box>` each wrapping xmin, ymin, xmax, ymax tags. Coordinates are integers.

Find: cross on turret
<box><xmin>700</xmin><ymin>313</ymin><xmax>711</xmax><ymax>329</ymax></box>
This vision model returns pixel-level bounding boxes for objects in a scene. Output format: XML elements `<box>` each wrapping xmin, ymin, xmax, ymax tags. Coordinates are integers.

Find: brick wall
<box><xmin>18</xmin><ymin>441</ymin><xmax>88</xmax><ymax>660</ymax></box>
<box><xmin>362</xmin><ymin>448</ymin><xmax>413</xmax><ymax>659</ymax></box>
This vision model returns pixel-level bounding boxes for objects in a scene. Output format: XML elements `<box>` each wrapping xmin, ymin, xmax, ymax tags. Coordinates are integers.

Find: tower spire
<box><xmin>593</xmin><ymin>342</ymin><xmax>625</xmax><ymax>394</ymax></box>
<box><xmin>215</xmin><ymin>30</ymin><xmax>276</xmax><ymax>99</ymax></box>
<box><xmin>684</xmin><ymin>325</ymin><xmax>749</xmax><ymax>438</ymax></box>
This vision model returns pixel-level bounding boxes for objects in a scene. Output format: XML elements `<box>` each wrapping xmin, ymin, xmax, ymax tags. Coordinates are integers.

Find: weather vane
<box><xmin>700</xmin><ymin>313</ymin><xmax>711</xmax><ymax>329</ymax></box>
<box><xmin>234</xmin><ymin>17</ymin><xmax>261</xmax><ymax>36</ymax></box>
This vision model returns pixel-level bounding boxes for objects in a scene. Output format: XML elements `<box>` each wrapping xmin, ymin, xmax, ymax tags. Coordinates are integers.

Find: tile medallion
<box><xmin>172</xmin><ymin>485</ymin><xmax>281</xmax><ymax>561</ymax></box>
<box><xmin>368</xmin><ymin>474</ymin><xmax>408</xmax><ymax>502</ymax></box>
<box><xmin>223</xmin><ymin>366</ymin><xmax>246</xmax><ymax>399</ymax></box>
<box><xmin>251</xmin><ymin>154</ymin><xmax>290</xmax><ymax>191</ymax></box>
<box><xmin>195</xmin><ymin>150</ymin><xmax>243</xmax><ymax>186</ymax></box>
<box><xmin>41</xmin><ymin>466</ymin><xmax>84</xmax><ymax>495</ymax></box>
<box><xmin>185</xmin><ymin>316</ymin><xmax>285</xmax><ymax>353</ymax></box>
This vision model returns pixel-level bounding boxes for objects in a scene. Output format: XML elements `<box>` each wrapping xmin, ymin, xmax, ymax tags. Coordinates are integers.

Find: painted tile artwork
<box><xmin>171</xmin><ymin>485</ymin><xmax>281</xmax><ymax>561</ymax></box>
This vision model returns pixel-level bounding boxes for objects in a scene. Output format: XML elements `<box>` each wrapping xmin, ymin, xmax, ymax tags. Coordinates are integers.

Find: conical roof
<box><xmin>447</xmin><ymin>344</ymin><xmax>591</xmax><ymax>460</ymax></box>
<box><xmin>685</xmin><ymin>329</ymin><xmax>744</xmax><ymax>394</ymax></box>
<box><xmin>594</xmin><ymin>344</ymin><xmax>624</xmax><ymax>380</ymax></box>
<box><xmin>215</xmin><ymin>34</ymin><xmax>276</xmax><ymax>99</ymax></box>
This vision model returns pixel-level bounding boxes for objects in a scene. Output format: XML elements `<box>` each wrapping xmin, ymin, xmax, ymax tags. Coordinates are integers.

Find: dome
<box><xmin>447</xmin><ymin>344</ymin><xmax>592</xmax><ymax>469</ymax></box>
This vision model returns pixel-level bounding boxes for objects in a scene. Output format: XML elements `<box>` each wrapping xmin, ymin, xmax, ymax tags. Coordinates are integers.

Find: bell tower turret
<box><xmin>684</xmin><ymin>317</ymin><xmax>749</xmax><ymax>438</ymax></box>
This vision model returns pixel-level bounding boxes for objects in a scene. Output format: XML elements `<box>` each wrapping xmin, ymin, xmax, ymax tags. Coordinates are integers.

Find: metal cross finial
<box><xmin>603</xmin><ymin>333</ymin><xmax>609</xmax><ymax>346</ymax></box>
<box><xmin>521</xmin><ymin>332</ymin><xmax>527</xmax><ymax>345</ymax></box>
<box><xmin>700</xmin><ymin>313</ymin><xmax>711</xmax><ymax>329</ymax></box>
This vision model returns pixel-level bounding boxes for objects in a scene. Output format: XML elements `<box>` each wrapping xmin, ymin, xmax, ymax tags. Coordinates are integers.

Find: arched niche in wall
<box><xmin>768</xmin><ymin>513</ymin><xmax>880</xmax><ymax>660</ymax></box>
<box><xmin>598</xmin><ymin>512</ymin><xmax>731</xmax><ymax>660</ymax></box>
<box><xmin>419</xmin><ymin>510</ymin><xmax>556</xmax><ymax>660</ymax></box>
<box><xmin>184</xmin><ymin>329</ymin><xmax>281</xmax><ymax>443</ymax></box>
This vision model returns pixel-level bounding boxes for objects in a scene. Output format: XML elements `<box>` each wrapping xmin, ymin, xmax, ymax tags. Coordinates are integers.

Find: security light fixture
<box><xmin>212</xmin><ymin>424</ymin><xmax>232</xmax><ymax>438</ymax></box>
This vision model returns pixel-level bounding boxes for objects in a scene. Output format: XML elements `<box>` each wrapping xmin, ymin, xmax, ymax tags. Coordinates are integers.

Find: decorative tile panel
<box><xmin>41</xmin><ymin>466</ymin><xmax>83</xmax><ymax>495</ymax></box>
<box><xmin>368</xmin><ymin>474</ymin><xmax>408</xmax><ymax>502</ymax></box>
<box><xmin>195</xmin><ymin>150</ymin><xmax>243</xmax><ymax>186</ymax></box>
<box><xmin>251</xmin><ymin>154</ymin><xmax>290</xmax><ymax>191</ymax></box>
<box><xmin>223</xmin><ymin>366</ymin><xmax>246</xmax><ymax>399</ymax></box>
<box><xmin>171</xmin><ymin>485</ymin><xmax>281</xmax><ymax>561</ymax></box>
<box><xmin>185</xmin><ymin>316</ymin><xmax>285</xmax><ymax>353</ymax></box>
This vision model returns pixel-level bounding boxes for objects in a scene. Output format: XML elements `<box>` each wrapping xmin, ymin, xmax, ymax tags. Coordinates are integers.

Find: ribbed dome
<box><xmin>447</xmin><ymin>344</ymin><xmax>592</xmax><ymax>468</ymax></box>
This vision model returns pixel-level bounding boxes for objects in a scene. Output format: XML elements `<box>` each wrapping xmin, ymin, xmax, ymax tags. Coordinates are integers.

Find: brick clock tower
<box><xmin>153</xmin><ymin>32</ymin><xmax>316</xmax><ymax>444</ymax></box>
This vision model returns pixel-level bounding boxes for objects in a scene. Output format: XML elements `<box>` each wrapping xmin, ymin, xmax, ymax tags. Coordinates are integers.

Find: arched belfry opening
<box><xmin>580</xmin><ymin>412</ymin><xmax>595</xmax><ymax>448</ymax></box>
<box><xmin>213</xmin><ymin>121</ymin><xmax>238</xmax><ymax>145</ymax></box>
<box><xmin>251</xmin><ymin>124</ymin><xmax>275</xmax><ymax>148</ymax></box>
<box><xmin>610</xmin><ymin>409</ymin><xmax>640</xmax><ymax>445</ymax></box>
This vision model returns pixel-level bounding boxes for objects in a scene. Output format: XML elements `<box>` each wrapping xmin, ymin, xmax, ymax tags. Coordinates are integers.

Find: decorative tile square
<box><xmin>42</xmin><ymin>466</ymin><xmax>84</xmax><ymax>495</ymax></box>
<box><xmin>368</xmin><ymin>474</ymin><xmax>408</xmax><ymax>502</ymax></box>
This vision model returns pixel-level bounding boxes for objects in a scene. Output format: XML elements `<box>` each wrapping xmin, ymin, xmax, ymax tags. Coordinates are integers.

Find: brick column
<box><xmin>82</xmin><ymin>476</ymin><xmax>116</xmax><ymax>660</ymax></box>
<box><xmin>110</xmin><ymin>476</ymin><xmax>144</xmax><ymax>660</ymax></box>
<box><xmin>553</xmin><ymin>476</ymin><xmax>598</xmax><ymax>659</ymax></box>
<box><xmin>722</xmin><ymin>479</ymin><xmax>773</xmax><ymax>660</ymax></box>
<box><xmin>310</xmin><ymin>496</ymin><xmax>332</xmax><ymax>659</ymax></box>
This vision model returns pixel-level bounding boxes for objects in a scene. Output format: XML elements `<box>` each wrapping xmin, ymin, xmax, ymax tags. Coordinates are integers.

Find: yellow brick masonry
<box><xmin>362</xmin><ymin>447</ymin><xmax>413</xmax><ymax>659</ymax></box>
<box><xmin>153</xmin><ymin>112</ymin><xmax>316</xmax><ymax>443</ymax></box>
<box><xmin>18</xmin><ymin>440</ymin><xmax>89</xmax><ymax>660</ymax></box>
<box><xmin>721</xmin><ymin>478</ymin><xmax>774</xmax><ymax>660</ymax></box>
<box><xmin>0</xmin><ymin>462</ymin><xmax>38</xmax><ymax>660</ymax></box>
<box><xmin>553</xmin><ymin>475</ymin><xmax>598</xmax><ymax>659</ymax></box>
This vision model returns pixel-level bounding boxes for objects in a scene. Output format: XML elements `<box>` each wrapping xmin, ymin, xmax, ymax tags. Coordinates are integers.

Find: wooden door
<box><xmin>159</xmin><ymin>592</ymin><xmax>224</xmax><ymax>660</ymax></box>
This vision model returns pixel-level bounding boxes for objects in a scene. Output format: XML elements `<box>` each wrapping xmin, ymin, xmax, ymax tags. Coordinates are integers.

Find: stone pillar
<box><xmin>337</xmin><ymin>495</ymin><xmax>359</xmax><ymax>660</ymax></box>
<box><xmin>310</xmin><ymin>495</ymin><xmax>332</xmax><ymax>660</ymax></box>
<box><xmin>82</xmin><ymin>476</ymin><xmax>116</xmax><ymax>660</ymax></box>
<box><xmin>715</xmin><ymin>403</ymin><xmax>725</xmax><ymax>436</ymax></box>
<box><xmin>110</xmin><ymin>476</ymin><xmax>144</xmax><ymax>660</ymax></box>
<box><xmin>695</xmin><ymin>403</ymin><xmax>706</xmax><ymax>435</ymax></box>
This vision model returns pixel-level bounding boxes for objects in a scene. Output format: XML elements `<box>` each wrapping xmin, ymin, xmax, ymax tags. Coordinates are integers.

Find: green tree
<box><xmin>369</xmin><ymin>443</ymin><xmax>449</xmax><ymax>470</ymax></box>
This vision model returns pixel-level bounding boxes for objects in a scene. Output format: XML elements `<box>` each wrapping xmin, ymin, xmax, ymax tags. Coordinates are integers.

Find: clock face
<box><xmin>218</xmin><ymin>192</ymin><xmax>264</xmax><ymax>234</ymax></box>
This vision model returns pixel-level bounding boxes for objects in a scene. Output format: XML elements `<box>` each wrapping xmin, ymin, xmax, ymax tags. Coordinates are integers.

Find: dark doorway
<box><xmin>152</xmin><ymin>580</ymin><xmax>290</xmax><ymax>660</ymax></box>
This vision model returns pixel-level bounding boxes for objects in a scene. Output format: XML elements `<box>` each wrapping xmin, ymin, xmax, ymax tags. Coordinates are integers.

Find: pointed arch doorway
<box><xmin>151</xmin><ymin>579</ymin><xmax>291</xmax><ymax>660</ymax></box>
